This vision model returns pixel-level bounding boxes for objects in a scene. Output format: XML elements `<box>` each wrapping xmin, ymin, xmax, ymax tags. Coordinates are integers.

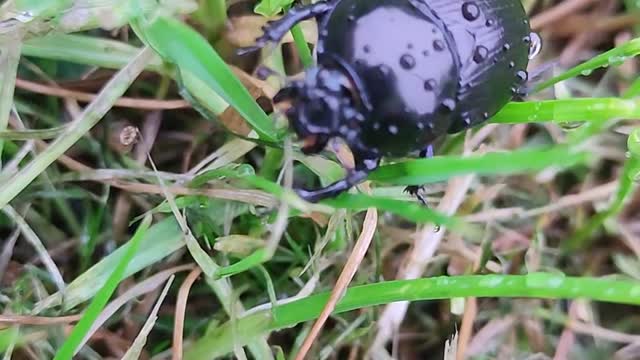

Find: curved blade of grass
<box><xmin>534</xmin><ymin>37</ymin><xmax>640</xmax><ymax>92</ymax></box>
<box><xmin>368</xmin><ymin>145</ymin><xmax>589</xmax><ymax>185</ymax></box>
<box><xmin>53</xmin><ymin>214</ymin><xmax>152</xmax><ymax>360</ymax></box>
<box><xmin>34</xmin><ymin>217</ymin><xmax>184</xmax><ymax>312</ymax></box>
<box><xmin>131</xmin><ymin>15</ymin><xmax>280</xmax><ymax>143</ymax></box>
<box><xmin>184</xmin><ymin>273</ymin><xmax>640</xmax><ymax>359</ymax></box>
<box><xmin>492</xmin><ymin>98</ymin><xmax>640</xmax><ymax>125</ymax></box>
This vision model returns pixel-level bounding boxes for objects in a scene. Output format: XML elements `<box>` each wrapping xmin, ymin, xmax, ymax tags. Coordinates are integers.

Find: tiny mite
<box><xmin>242</xmin><ymin>0</ymin><xmax>540</xmax><ymax>202</ymax></box>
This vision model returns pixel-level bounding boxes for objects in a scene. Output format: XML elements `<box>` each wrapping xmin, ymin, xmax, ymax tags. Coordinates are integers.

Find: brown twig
<box><xmin>15</xmin><ymin>78</ymin><xmax>190</xmax><ymax>110</ymax></box>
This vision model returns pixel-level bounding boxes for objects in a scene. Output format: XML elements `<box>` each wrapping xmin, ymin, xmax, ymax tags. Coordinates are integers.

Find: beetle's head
<box><xmin>274</xmin><ymin>66</ymin><xmax>365</xmax><ymax>154</ymax></box>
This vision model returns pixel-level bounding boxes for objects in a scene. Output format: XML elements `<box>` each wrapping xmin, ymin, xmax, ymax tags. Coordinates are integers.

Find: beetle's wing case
<box><xmin>412</xmin><ymin>0</ymin><xmax>530</xmax><ymax>133</ymax></box>
<box><xmin>316</xmin><ymin>0</ymin><xmax>459</xmax><ymax>156</ymax></box>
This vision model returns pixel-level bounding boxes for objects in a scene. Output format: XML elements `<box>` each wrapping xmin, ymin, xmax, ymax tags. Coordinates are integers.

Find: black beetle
<box><xmin>242</xmin><ymin>0</ymin><xmax>539</xmax><ymax>203</ymax></box>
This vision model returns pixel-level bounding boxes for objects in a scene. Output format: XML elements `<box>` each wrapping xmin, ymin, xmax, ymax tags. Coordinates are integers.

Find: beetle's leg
<box><xmin>403</xmin><ymin>144</ymin><xmax>434</xmax><ymax>206</ymax></box>
<box><xmin>238</xmin><ymin>2</ymin><xmax>335</xmax><ymax>55</ymax></box>
<box><xmin>296</xmin><ymin>156</ymin><xmax>380</xmax><ymax>203</ymax></box>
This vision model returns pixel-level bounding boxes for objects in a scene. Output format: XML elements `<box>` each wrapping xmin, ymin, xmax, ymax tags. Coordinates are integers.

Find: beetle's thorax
<box><xmin>274</xmin><ymin>66</ymin><xmax>367</xmax><ymax>154</ymax></box>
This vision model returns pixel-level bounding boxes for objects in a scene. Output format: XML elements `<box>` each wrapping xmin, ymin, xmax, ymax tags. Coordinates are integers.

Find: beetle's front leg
<box><xmin>296</xmin><ymin>156</ymin><xmax>380</xmax><ymax>203</ymax></box>
<box><xmin>404</xmin><ymin>144</ymin><xmax>434</xmax><ymax>205</ymax></box>
<box><xmin>238</xmin><ymin>2</ymin><xmax>335</xmax><ymax>55</ymax></box>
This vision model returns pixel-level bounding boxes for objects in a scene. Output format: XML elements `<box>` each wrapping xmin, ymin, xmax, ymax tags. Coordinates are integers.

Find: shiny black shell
<box><xmin>316</xmin><ymin>0</ymin><xmax>531</xmax><ymax>156</ymax></box>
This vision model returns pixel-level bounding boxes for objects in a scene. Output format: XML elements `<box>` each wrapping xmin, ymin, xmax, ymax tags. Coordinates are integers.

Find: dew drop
<box><xmin>422</xmin><ymin>49</ymin><xmax>430</xmax><ymax>57</ymax></box>
<box><xmin>433</xmin><ymin>39</ymin><xmax>446</xmax><ymax>52</ymax></box>
<box><xmin>473</xmin><ymin>45</ymin><xmax>488</xmax><ymax>63</ymax></box>
<box><xmin>463</xmin><ymin>117</ymin><xmax>472</xmax><ymax>125</ymax></box>
<box><xmin>516</xmin><ymin>70</ymin><xmax>528</xmax><ymax>82</ymax></box>
<box><xmin>363</xmin><ymin>45</ymin><xmax>371</xmax><ymax>53</ymax></box>
<box><xmin>424</xmin><ymin>79</ymin><xmax>437</xmax><ymax>91</ymax></box>
<box><xmin>485</xmin><ymin>19</ymin><xmax>495</xmax><ymax>27</ymax></box>
<box><xmin>441</xmin><ymin>98</ymin><xmax>456</xmax><ymax>113</ymax></box>
<box><xmin>378</xmin><ymin>64</ymin><xmax>392</xmax><ymax>76</ymax></box>
<box><xmin>482</xmin><ymin>112</ymin><xmax>490</xmax><ymax>119</ymax></box>
<box><xmin>399</xmin><ymin>54</ymin><xmax>416</xmax><ymax>69</ymax></box>
<box><xmin>503</xmin><ymin>43</ymin><xmax>511</xmax><ymax>52</ymax></box>
<box><xmin>508</xmin><ymin>61</ymin><xmax>515</xmax><ymax>68</ymax></box>
<box><xmin>528</xmin><ymin>32</ymin><xmax>542</xmax><ymax>60</ymax></box>
<box><xmin>347</xmin><ymin>14</ymin><xmax>355</xmax><ymax>21</ymax></box>
<box><xmin>461</xmin><ymin>2</ymin><xmax>480</xmax><ymax>21</ymax></box>
<box><xmin>407</xmin><ymin>43</ymin><xmax>414</xmax><ymax>49</ymax></box>
<box><xmin>388</xmin><ymin>125</ymin><xmax>399</xmax><ymax>134</ymax></box>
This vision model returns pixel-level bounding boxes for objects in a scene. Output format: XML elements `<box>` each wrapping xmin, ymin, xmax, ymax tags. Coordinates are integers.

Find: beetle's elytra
<box><xmin>242</xmin><ymin>0</ymin><xmax>539</xmax><ymax>203</ymax></box>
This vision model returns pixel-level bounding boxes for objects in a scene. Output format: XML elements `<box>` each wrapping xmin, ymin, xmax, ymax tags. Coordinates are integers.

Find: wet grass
<box><xmin>0</xmin><ymin>0</ymin><xmax>640</xmax><ymax>359</ymax></box>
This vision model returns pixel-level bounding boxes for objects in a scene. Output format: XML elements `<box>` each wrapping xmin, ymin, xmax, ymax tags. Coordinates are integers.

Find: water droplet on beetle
<box><xmin>486</xmin><ymin>19</ymin><xmax>495</xmax><ymax>27</ymax></box>
<box><xmin>503</xmin><ymin>43</ymin><xmax>511</xmax><ymax>52</ymax></box>
<box><xmin>424</xmin><ymin>79</ymin><xmax>437</xmax><ymax>91</ymax></box>
<box><xmin>378</xmin><ymin>64</ymin><xmax>392</xmax><ymax>76</ymax></box>
<box><xmin>433</xmin><ymin>40</ymin><xmax>446</xmax><ymax>52</ymax></box>
<box><xmin>508</xmin><ymin>61</ymin><xmax>515</xmax><ymax>68</ymax></box>
<box><xmin>441</xmin><ymin>98</ymin><xmax>456</xmax><ymax>112</ymax></box>
<box><xmin>464</xmin><ymin>117</ymin><xmax>472</xmax><ymax>125</ymax></box>
<box><xmin>528</xmin><ymin>32</ymin><xmax>542</xmax><ymax>59</ymax></box>
<box><xmin>347</xmin><ymin>14</ymin><xmax>355</xmax><ymax>21</ymax></box>
<box><xmin>399</xmin><ymin>54</ymin><xmax>416</xmax><ymax>69</ymax></box>
<box><xmin>407</xmin><ymin>43</ymin><xmax>414</xmax><ymax>49</ymax></box>
<box><xmin>363</xmin><ymin>45</ymin><xmax>371</xmax><ymax>53</ymax></box>
<box><xmin>388</xmin><ymin>125</ymin><xmax>399</xmax><ymax>134</ymax></box>
<box><xmin>422</xmin><ymin>49</ymin><xmax>430</xmax><ymax>57</ymax></box>
<box><xmin>516</xmin><ymin>70</ymin><xmax>528</xmax><ymax>82</ymax></box>
<box><xmin>461</xmin><ymin>2</ymin><xmax>480</xmax><ymax>21</ymax></box>
<box><xmin>473</xmin><ymin>46</ymin><xmax>488</xmax><ymax>63</ymax></box>
<box><xmin>483</xmin><ymin>112</ymin><xmax>490</xmax><ymax>119</ymax></box>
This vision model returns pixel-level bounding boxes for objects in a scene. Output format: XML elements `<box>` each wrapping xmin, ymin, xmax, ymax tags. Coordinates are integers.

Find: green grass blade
<box><xmin>368</xmin><ymin>145</ymin><xmax>589</xmax><ymax>185</ymax></box>
<box><xmin>22</xmin><ymin>34</ymin><xmax>164</xmax><ymax>71</ymax></box>
<box><xmin>492</xmin><ymin>98</ymin><xmax>640</xmax><ymax>125</ymax></box>
<box><xmin>34</xmin><ymin>218</ymin><xmax>184</xmax><ymax>312</ymax></box>
<box><xmin>185</xmin><ymin>273</ymin><xmax>640</xmax><ymax>359</ymax></box>
<box><xmin>131</xmin><ymin>15</ymin><xmax>280</xmax><ymax>142</ymax></box>
<box><xmin>0</xmin><ymin>125</ymin><xmax>67</xmax><ymax>140</ymax></box>
<box><xmin>290</xmin><ymin>25</ymin><xmax>313</xmax><ymax>68</ymax></box>
<box><xmin>534</xmin><ymin>37</ymin><xmax>640</xmax><ymax>92</ymax></box>
<box><xmin>0</xmin><ymin>38</ymin><xmax>21</xmax><ymax>168</ymax></box>
<box><xmin>52</xmin><ymin>214</ymin><xmax>152</xmax><ymax>360</ymax></box>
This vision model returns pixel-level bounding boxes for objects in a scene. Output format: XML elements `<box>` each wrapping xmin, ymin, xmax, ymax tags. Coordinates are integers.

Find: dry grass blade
<box><xmin>121</xmin><ymin>275</ymin><xmax>175</xmax><ymax>360</ymax></box>
<box><xmin>15</xmin><ymin>78</ymin><xmax>191</xmax><ymax>110</ymax></box>
<box><xmin>172</xmin><ymin>267</ymin><xmax>202</xmax><ymax>360</ymax></box>
<box><xmin>2</xmin><ymin>205</ymin><xmax>65</xmax><ymax>291</ymax></box>
<box><xmin>75</xmin><ymin>265</ymin><xmax>195</xmax><ymax>351</ymax></box>
<box><xmin>0</xmin><ymin>314</ymin><xmax>82</xmax><ymax>328</ymax></box>
<box><xmin>295</xmin><ymin>192</ymin><xmax>378</xmax><ymax>360</ymax></box>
